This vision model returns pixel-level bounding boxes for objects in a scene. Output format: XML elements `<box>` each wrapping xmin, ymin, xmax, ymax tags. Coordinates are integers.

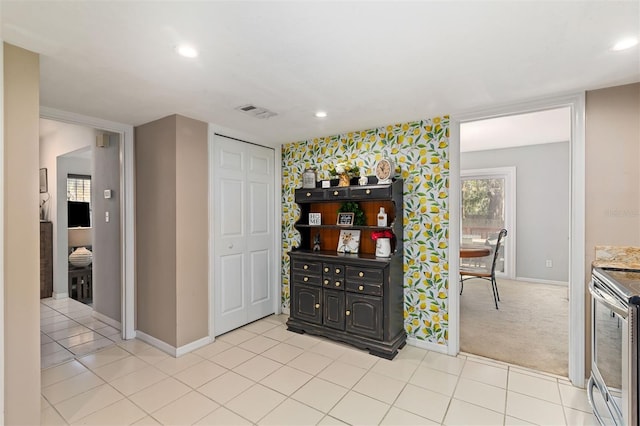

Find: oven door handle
<box><xmin>590</xmin><ymin>279</ymin><xmax>628</xmax><ymax>319</ymax></box>
<box><xmin>588</xmin><ymin>376</ymin><xmax>607</xmax><ymax>426</ymax></box>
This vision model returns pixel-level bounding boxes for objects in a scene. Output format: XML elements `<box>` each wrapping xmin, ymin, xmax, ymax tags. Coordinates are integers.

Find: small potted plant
<box><xmin>329</xmin><ymin>160</ymin><xmax>360</xmax><ymax>187</ymax></box>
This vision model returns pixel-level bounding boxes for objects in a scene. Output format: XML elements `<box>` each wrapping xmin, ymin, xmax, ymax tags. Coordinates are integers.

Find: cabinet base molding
<box><xmin>286</xmin><ymin>318</ymin><xmax>406</xmax><ymax>360</ymax></box>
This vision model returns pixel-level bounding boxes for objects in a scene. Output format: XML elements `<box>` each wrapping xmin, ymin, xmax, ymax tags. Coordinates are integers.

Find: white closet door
<box><xmin>213</xmin><ymin>136</ymin><xmax>275</xmax><ymax>335</ymax></box>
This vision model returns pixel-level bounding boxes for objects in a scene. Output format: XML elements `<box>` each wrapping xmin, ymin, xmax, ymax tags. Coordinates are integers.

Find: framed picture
<box><xmin>337</xmin><ymin>230</ymin><xmax>361</xmax><ymax>254</ymax></box>
<box><xmin>337</xmin><ymin>212</ymin><xmax>354</xmax><ymax>226</ymax></box>
<box><xmin>39</xmin><ymin>168</ymin><xmax>48</xmax><ymax>193</ymax></box>
<box><xmin>309</xmin><ymin>213</ymin><xmax>321</xmax><ymax>225</ymax></box>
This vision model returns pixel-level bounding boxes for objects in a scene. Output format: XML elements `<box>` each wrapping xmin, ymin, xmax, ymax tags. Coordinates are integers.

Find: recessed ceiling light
<box><xmin>612</xmin><ymin>37</ymin><xmax>638</xmax><ymax>51</ymax></box>
<box><xmin>176</xmin><ymin>44</ymin><xmax>199</xmax><ymax>58</ymax></box>
<box><xmin>315</xmin><ymin>111</ymin><xmax>327</xmax><ymax>118</ymax></box>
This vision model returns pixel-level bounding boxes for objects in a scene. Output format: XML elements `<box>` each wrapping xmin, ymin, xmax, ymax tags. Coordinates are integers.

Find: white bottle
<box><xmin>377</xmin><ymin>207</ymin><xmax>387</xmax><ymax>227</ymax></box>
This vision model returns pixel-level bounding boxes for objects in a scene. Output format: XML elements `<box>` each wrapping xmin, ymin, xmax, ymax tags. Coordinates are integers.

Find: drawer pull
<box><xmin>306</xmin><ymin>192</ymin><xmax>311</xmax><ymax>197</ymax></box>
<box><xmin>303</xmin><ymin>264</ymin><xmax>309</xmax><ymax>270</ymax></box>
<box><xmin>345</xmin><ymin>310</ymin><xmax>351</xmax><ymax>316</ymax></box>
<box><xmin>335</xmin><ymin>268</ymin><xmax>341</xmax><ymax>274</ymax></box>
<box><xmin>324</xmin><ymin>267</ymin><xmax>329</xmax><ymax>273</ymax></box>
<box><xmin>333</xmin><ymin>191</ymin><xmax>339</xmax><ymax>196</ymax></box>
<box><xmin>324</xmin><ymin>279</ymin><xmax>329</xmax><ymax>285</ymax></box>
<box><xmin>335</xmin><ymin>282</ymin><xmax>341</xmax><ymax>287</ymax></box>
<box><xmin>366</xmin><ymin>189</ymin><xmax>371</xmax><ymax>194</ymax></box>
<box><xmin>358</xmin><ymin>272</ymin><xmax>364</xmax><ymax>277</ymax></box>
<box><xmin>315</xmin><ymin>303</ymin><xmax>320</xmax><ymax>309</ymax></box>
<box><xmin>358</xmin><ymin>285</ymin><xmax>364</xmax><ymax>291</ymax></box>
<box><xmin>303</xmin><ymin>277</ymin><xmax>309</xmax><ymax>282</ymax></box>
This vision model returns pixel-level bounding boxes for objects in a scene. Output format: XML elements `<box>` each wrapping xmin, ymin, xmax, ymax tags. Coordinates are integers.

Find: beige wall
<box><xmin>135</xmin><ymin>114</ymin><xmax>208</xmax><ymax>349</ymax></box>
<box><xmin>3</xmin><ymin>43</ymin><xmax>40</xmax><ymax>425</ymax></box>
<box><xmin>175</xmin><ymin>115</ymin><xmax>208</xmax><ymax>346</ymax></box>
<box><xmin>585</xmin><ymin>82</ymin><xmax>640</xmax><ymax>375</ymax></box>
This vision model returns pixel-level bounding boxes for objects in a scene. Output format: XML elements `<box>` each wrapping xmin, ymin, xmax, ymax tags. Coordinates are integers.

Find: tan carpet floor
<box><xmin>460</xmin><ymin>277</ymin><xmax>569</xmax><ymax>377</ymax></box>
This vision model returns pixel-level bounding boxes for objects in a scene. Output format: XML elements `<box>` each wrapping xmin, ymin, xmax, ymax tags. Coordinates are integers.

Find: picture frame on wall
<box><xmin>337</xmin><ymin>230</ymin><xmax>360</xmax><ymax>254</ymax></box>
<box><xmin>39</xmin><ymin>168</ymin><xmax>48</xmax><ymax>193</ymax></box>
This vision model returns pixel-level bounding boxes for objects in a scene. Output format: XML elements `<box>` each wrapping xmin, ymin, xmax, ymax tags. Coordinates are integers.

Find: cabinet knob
<box><xmin>315</xmin><ymin>303</ymin><xmax>320</xmax><ymax>309</ymax></box>
<box><xmin>303</xmin><ymin>277</ymin><xmax>309</xmax><ymax>282</ymax></box>
<box><xmin>358</xmin><ymin>271</ymin><xmax>364</xmax><ymax>277</ymax></box>
<box><xmin>366</xmin><ymin>189</ymin><xmax>371</xmax><ymax>194</ymax></box>
<box><xmin>358</xmin><ymin>285</ymin><xmax>364</xmax><ymax>291</ymax></box>
<box><xmin>324</xmin><ymin>279</ymin><xmax>329</xmax><ymax>285</ymax></box>
<box><xmin>333</xmin><ymin>191</ymin><xmax>339</xmax><ymax>196</ymax></box>
<box><xmin>345</xmin><ymin>310</ymin><xmax>351</xmax><ymax>316</ymax></box>
<box><xmin>306</xmin><ymin>192</ymin><xmax>311</xmax><ymax>197</ymax></box>
<box><xmin>324</xmin><ymin>267</ymin><xmax>329</xmax><ymax>272</ymax></box>
<box><xmin>335</xmin><ymin>282</ymin><xmax>341</xmax><ymax>287</ymax></box>
<box><xmin>335</xmin><ymin>268</ymin><xmax>341</xmax><ymax>274</ymax></box>
<box><xmin>303</xmin><ymin>264</ymin><xmax>309</xmax><ymax>270</ymax></box>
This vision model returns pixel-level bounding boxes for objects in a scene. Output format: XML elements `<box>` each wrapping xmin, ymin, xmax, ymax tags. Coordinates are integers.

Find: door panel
<box><xmin>292</xmin><ymin>284</ymin><xmax>322</xmax><ymax>325</ymax></box>
<box><xmin>346</xmin><ymin>293</ymin><xmax>383</xmax><ymax>340</ymax></box>
<box><xmin>323</xmin><ymin>289</ymin><xmax>345</xmax><ymax>330</ymax></box>
<box><xmin>213</xmin><ymin>136</ymin><xmax>275</xmax><ymax>335</ymax></box>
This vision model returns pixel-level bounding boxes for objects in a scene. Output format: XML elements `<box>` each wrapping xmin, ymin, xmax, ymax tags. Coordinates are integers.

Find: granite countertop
<box><xmin>593</xmin><ymin>245</ymin><xmax>640</xmax><ymax>270</ymax></box>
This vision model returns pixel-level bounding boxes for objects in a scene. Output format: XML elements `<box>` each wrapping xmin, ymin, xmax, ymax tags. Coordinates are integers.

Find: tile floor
<box><xmin>41</xmin><ymin>298</ymin><xmax>599</xmax><ymax>425</ymax></box>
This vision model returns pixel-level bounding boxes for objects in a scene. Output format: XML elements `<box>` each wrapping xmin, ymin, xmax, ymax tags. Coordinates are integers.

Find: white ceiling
<box><xmin>460</xmin><ymin>107</ymin><xmax>571</xmax><ymax>152</ymax></box>
<box><xmin>2</xmin><ymin>1</ymin><xmax>639</xmax><ymax>147</ymax></box>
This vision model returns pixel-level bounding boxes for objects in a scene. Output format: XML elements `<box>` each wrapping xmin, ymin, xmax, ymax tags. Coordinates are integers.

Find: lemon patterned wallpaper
<box><xmin>281</xmin><ymin>116</ymin><xmax>450</xmax><ymax>345</ymax></box>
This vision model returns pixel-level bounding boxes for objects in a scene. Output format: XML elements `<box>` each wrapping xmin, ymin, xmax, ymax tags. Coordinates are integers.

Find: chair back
<box><xmin>489</xmin><ymin>229</ymin><xmax>508</xmax><ymax>276</ymax></box>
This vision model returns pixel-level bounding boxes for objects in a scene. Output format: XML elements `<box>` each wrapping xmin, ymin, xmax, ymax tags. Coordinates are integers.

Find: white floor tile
<box><xmin>128</xmin><ymin>377</ymin><xmax>191</xmax><ymax>414</ymax></box>
<box><xmin>151</xmin><ymin>391</ymin><xmax>219</xmax><ymax>425</ymax></box>
<box><xmin>307</xmin><ymin>340</ymin><xmax>350</xmax><ymax>360</ymax></box>
<box><xmin>317</xmin><ymin>415</ymin><xmax>349</xmax><ymax>425</ymax></box>
<box><xmin>410</xmin><ymin>364</ymin><xmax>459</xmax><ymax>397</ymax></box>
<box><xmin>337</xmin><ymin>348</ymin><xmax>379</xmax><ymax>370</ymax></box>
<box><xmin>92</xmin><ymin>355</ymin><xmax>150</xmax><ymax>382</ymax></box>
<box><xmin>262</xmin><ymin>325</ymin><xmax>294</xmax><ymax>342</ymax></box>
<box><xmin>40</xmin><ymin>405</ymin><xmax>68</xmax><ymax>426</ymax></box>
<box><xmin>193</xmin><ymin>340</ymin><xmax>233</xmax><ymax>359</ymax></box>
<box><xmin>259</xmin><ymin>397</ymin><xmax>324</xmax><ymax>426</ymax></box>
<box><xmin>233</xmin><ymin>354</ymin><xmax>282</xmax><ymax>381</ymax></box>
<box><xmin>454</xmin><ymin>378</ymin><xmax>507</xmax><ymax>413</ymax></box>
<box><xmin>242</xmin><ymin>319</ymin><xmax>279</xmax><ymax>334</ymax></box>
<box><xmin>422</xmin><ymin>351</ymin><xmax>466</xmax><ymax>375</ymax></box>
<box><xmin>76</xmin><ymin>345</ymin><xmax>130</xmax><ymax>369</ymax></box>
<box><xmin>508</xmin><ymin>370</ymin><xmax>562</xmax><ymax>404</ymax></box>
<box><xmin>564</xmin><ymin>406</ymin><xmax>599</xmax><ymax>426</ymax></box>
<box><xmin>352</xmin><ymin>370</ymin><xmax>407</xmax><ymax>404</ymax></box>
<box><xmin>72</xmin><ymin>398</ymin><xmax>146</xmax><ymax>425</ymax></box>
<box><xmin>42</xmin><ymin>371</ymin><xmax>104</xmax><ymax>405</ymax></box>
<box><xmin>216</xmin><ymin>328</ymin><xmax>257</xmax><ymax>346</ymax></box>
<box><xmin>394</xmin><ymin>383</ymin><xmax>451</xmax><ymax>423</ymax></box>
<box><xmin>283</xmin><ymin>332</ymin><xmax>321</xmax><ymax>350</ymax></box>
<box><xmin>153</xmin><ymin>352</ymin><xmax>203</xmax><ymax>376</ymax></box>
<box><xmin>41</xmin><ymin>350</ymin><xmax>75</xmax><ymax>370</ymax></box>
<box><xmin>210</xmin><ymin>346</ymin><xmax>256</xmax><ymax>369</ymax></box>
<box><xmin>443</xmin><ymin>398</ymin><xmax>505</xmax><ymax>425</ymax></box>
<box><xmin>238</xmin><ymin>335</ymin><xmax>280</xmax><ymax>354</ymax></box>
<box><xmin>288</xmin><ymin>351</ymin><xmax>333</xmax><ymax>375</ymax></box>
<box><xmin>109</xmin><ymin>366</ymin><xmax>168</xmax><ymax>396</ymax></box>
<box><xmin>54</xmin><ymin>384</ymin><xmax>123</xmax><ymax>424</ymax></box>
<box><xmin>291</xmin><ymin>377</ymin><xmax>349</xmax><ymax>412</ymax></box>
<box><xmin>68</xmin><ymin>337</ymin><xmax>114</xmax><ymax>356</ymax></box>
<box><xmin>260</xmin><ymin>365</ymin><xmax>314</xmax><ymax>396</ymax></box>
<box><xmin>329</xmin><ymin>390</ymin><xmax>390</xmax><ymax>425</ymax></box>
<box><xmin>131</xmin><ymin>415</ymin><xmax>161</xmax><ymax>425</ymax></box>
<box><xmin>134</xmin><ymin>346</ymin><xmax>171</xmax><ymax>364</ymax></box>
<box><xmin>381</xmin><ymin>406</ymin><xmax>438</xmax><ymax>425</ymax></box>
<box><xmin>558</xmin><ymin>382</ymin><xmax>592</xmax><ymax>412</ymax></box>
<box><xmin>461</xmin><ymin>359</ymin><xmax>508</xmax><ymax>388</ymax></box>
<box><xmin>317</xmin><ymin>360</ymin><xmax>368</xmax><ymax>388</ymax></box>
<box><xmin>197</xmin><ymin>371</ymin><xmax>254</xmax><ymax>404</ymax></box>
<box><xmin>194</xmin><ymin>406</ymin><xmax>252</xmax><ymax>426</ymax></box>
<box><xmin>225</xmin><ymin>384</ymin><xmax>286</xmax><ymax>423</ymax></box>
<box><xmin>173</xmin><ymin>360</ymin><xmax>227</xmax><ymax>389</ymax></box>
<box><xmin>506</xmin><ymin>391</ymin><xmax>566</xmax><ymax>425</ymax></box>
<box><xmin>261</xmin><ymin>342</ymin><xmax>304</xmax><ymax>364</ymax></box>
<box><xmin>41</xmin><ymin>341</ymin><xmax>68</xmax><ymax>356</ymax></box>
<box><xmin>371</xmin><ymin>357</ymin><xmax>420</xmax><ymax>382</ymax></box>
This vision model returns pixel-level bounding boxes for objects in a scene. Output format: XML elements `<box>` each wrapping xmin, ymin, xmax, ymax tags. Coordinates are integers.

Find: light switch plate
<box><xmin>104</xmin><ymin>189</ymin><xmax>112</xmax><ymax>199</ymax></box>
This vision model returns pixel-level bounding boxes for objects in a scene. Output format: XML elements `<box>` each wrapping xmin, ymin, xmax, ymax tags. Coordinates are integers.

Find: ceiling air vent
<box><xmin>235</xmin><ymin>104</ymin><xmax>278</xmax><ymax>119</ymax></box>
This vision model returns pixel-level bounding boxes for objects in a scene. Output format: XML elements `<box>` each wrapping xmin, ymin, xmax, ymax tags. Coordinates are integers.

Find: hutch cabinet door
<box><xmin>346</xmin><ymin>293</ymin><xmax>383</xmax><ymax>340</ymax></box>
<box><xmin>323</xmin><ymin>289</ymin><xmax>345</xmax><ymax>330</ymax></box>
<box><xmin>291</xmin><ymin>283</ymin><xmax>322</xmax><ymax>325</ymax></box>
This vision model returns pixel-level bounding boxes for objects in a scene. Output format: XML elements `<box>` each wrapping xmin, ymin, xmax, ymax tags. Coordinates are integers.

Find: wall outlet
<box><xmin>545</xmin><ymin>259</ymin><xmax>553</xmax><ymax>268</ymax></box>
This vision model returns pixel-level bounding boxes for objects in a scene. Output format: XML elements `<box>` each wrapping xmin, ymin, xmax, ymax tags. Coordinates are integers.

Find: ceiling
<box><xmin>2</xmin><ymin>1</ymin><xmax>639</xmax><ymax>147</ymax></box>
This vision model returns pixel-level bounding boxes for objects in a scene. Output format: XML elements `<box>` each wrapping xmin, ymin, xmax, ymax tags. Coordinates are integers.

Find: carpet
<box><xmin>460</xmin><ymin>277</ymin><xmax>569</xmax><ymax>377</ymax></box>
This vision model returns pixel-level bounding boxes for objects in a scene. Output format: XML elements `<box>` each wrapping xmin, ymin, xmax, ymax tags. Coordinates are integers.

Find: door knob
<box><xmin>358</xmin><ymin>285</ymin><xmax>364</xmax><ymax>291</ymax></box>
<box><xmin>366</xmin><ymin>189</ymin><xmax>371</xmax><ymax>194</ymax></box>
<box><xmin>303</xmin><ymin>277</ymin><xmax>309</xmax><ymax>282</ymax></box>
<box><xmin>358</xmin><ymin>272</ymin><xmax>364</xmax><ymax>277</ymax></box>
<box><xmin>333</xmin><ymin>191</ymin><xmax>339</xmax><ymax>196</ymax></box>
<box><xmin>324</xmin><ymin>279</ymin><xmax>329</xmax><ymax>285</ymax></box>
<box><xmin>335</xmin><ymin>282</ymin><xmax>341</xmax><ymax>287</ymax></box>
<box><xmin>345</xmin><ymin>310</ymin><xmax>351</xmax><ymax>316</ymax></box>
<box><xmin>303</xmin><ymin>264</ymin><xmax>309</xmax><ymax>270</ymax></box>
<box><xmin>315</xmin><ymin>303</ymin><xmax>320</xmax><ymax>309</ymax></box>
<box><xmin>335</xmin><ymin>268</ymin><xmax>341</xmax><ymax>273</ymax></box>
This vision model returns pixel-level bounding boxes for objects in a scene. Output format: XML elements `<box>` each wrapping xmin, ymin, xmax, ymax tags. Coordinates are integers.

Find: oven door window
<box><xmin>594</xmin><ymin>298</ymin><xmax>623</xmax><ymax>391</ymax></box>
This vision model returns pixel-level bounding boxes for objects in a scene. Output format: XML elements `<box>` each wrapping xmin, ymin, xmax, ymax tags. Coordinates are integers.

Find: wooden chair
<box><xmin>460</xmin><ymin>229</ymin><xmax>507</xmax><ymax>309</ymax></box>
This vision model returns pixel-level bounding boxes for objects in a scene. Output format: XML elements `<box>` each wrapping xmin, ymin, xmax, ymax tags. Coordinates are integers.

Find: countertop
<box><xmin>592</xmin><ymin>245</ymin><xmax>640</xmax><ymax>270</ymax></box>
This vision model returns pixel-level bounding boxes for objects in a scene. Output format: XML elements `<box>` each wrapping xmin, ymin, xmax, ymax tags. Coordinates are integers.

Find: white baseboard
<box><xmin>92</xmin><ymin>311</ymin><xmax>121</xmax><ymax>330</ymax></box>
<box><xmin>406</xmin><ymin>337</ymin><xmax>449</xmax><ymax>354</ymax></box>
<box><xmin>135</xmin><ymin>330</ymin><xmax>212</xmax><ymax>357</ymax></box>
<box><xmin>52</xmin><ymin>292</ymin><xmax>69</xmax><ymax>300</ymax></box>
<box><xmin>515</xmin><ymin>276</ymin><xmax>568</xmax><ymax>286</ymax></box>
<box><xmin>176</xmin><ymin>336</ymin><xmax>212</xmax><ymax>357</ymax></box>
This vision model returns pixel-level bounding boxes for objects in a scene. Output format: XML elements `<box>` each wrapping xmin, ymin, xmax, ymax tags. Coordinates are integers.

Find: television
<box><xmin>68</xmin><ymin>201</ymin><xmax>90</xmax><ymax>228</ymax></box>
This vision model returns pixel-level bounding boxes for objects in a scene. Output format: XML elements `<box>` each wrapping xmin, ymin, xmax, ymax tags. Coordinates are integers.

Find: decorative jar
<box><xmin>69</xmin><ymin>246</ymin><xmax>93</xmax><ymax>267</ymax></box>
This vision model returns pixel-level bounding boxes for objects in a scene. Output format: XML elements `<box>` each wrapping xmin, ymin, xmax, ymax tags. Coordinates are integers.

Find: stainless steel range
<box><xmin>589</xmin><ymin>267</ymin><xmax>640</xmax><ymax>425</ymax></box>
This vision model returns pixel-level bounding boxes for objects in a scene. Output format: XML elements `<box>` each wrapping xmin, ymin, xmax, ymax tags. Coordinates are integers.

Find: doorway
<box><xmin>449</xmin><ymin>94</ymin><xmax>586</xmax><ymax>386</ymax></box>
<box><xmin>210</xmin><ymin>134</ymin><xmax>278</xmax><ymax>336</ymax></box>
